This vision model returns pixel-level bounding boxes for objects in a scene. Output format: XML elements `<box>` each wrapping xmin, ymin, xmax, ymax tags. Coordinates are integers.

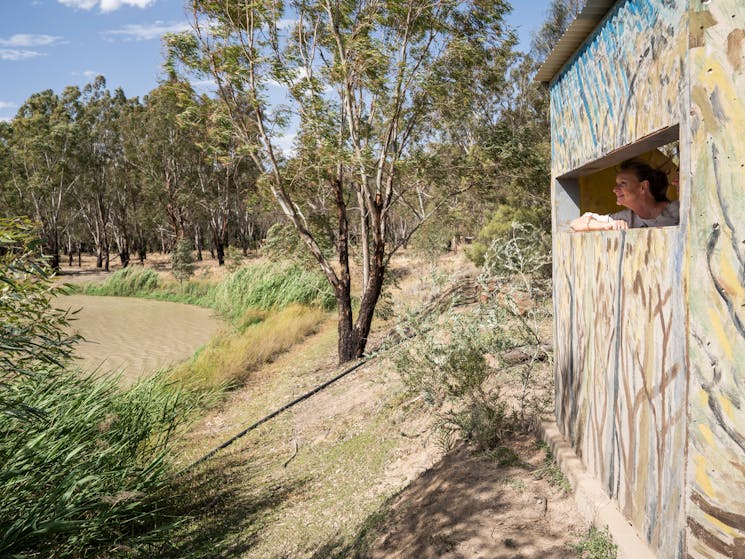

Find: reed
<box><xmin>79</xmin><ymin>261</ymin><xmax>335</xmax><ymax>326</ymax></box>
<box><xmin>0</xmin><ymin>369</ymin><xmax>201</xmax><ymax>558</ymax></box>
<box><xmin>210</xmin><ymin>262</ymin><xmax>335</xmax><ymax>322</ymax></box>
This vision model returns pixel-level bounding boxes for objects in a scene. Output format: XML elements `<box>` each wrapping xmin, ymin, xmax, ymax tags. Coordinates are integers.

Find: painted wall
<box><xmin>550</xmin><ymin>0</ymin><xmax>687</xmax><ymax>177</ymax></box>
<box><xmin>551</xmin><ymin>0</ymin><xmax>745</xmax><ymax>557</ymax></box>
<box><xmin>550</xmin><ymin>1</ymin><xmax>691</xmax><ymax>557</ymax></box>
<box><xmin>685</xmin><ymin>1</ymin><xmax>745</xmax><ymax>557</ymax></box>
<box><xmin>554</xmin><ymin>228</ymin><xmax>687</xmax><ymax>557</ymax></box>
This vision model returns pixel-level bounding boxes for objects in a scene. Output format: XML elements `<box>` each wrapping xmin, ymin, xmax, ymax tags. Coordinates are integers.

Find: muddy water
<box><xmin>58</xmin><ymin>295</ymin><xmax>223</xmax><ymax>384</ymax></box>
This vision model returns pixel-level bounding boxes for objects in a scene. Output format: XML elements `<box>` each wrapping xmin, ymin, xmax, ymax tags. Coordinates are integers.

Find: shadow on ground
<box><xmin>310</xmin><ymin>440</ymin><xmax>580</xmax><ymax>559</ymax></box>
<box><xmin>141</xmin><ymin>451</ymin><xmax>311</xmax><ymax>559</ymax></box>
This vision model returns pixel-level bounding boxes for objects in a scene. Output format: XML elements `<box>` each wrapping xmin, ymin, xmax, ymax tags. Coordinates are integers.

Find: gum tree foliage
<box><xmin>166</xmin><ymin>0</ymin><xmax>516</xmax><ymax>362</ymax></box>
<box><xmin>0</xmin><ymin>217</ymin><xmax>79</xmax><ymax>418</ymax></box>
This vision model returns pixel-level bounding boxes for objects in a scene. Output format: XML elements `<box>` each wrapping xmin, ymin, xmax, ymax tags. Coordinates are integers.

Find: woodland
<box><xmin>0</xmin><ymin>0</ymin><xmax>582</xmax><ymax>362</ymax></box>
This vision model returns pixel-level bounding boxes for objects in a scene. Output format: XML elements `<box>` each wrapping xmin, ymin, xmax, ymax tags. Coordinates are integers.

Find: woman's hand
<box><xmin>570</xmin><ymin>213</ymin><xmax>628</xmax><ymax>232</ymax></box>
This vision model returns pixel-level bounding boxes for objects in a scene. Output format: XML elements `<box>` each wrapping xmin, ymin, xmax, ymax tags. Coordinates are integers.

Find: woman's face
<box><xmin>613</xmin><ymin>170</ymin><xmax>647</xmax><ymax>209</ymax></box>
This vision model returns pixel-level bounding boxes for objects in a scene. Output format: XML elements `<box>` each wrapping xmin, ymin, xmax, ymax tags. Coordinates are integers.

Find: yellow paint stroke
<box><xmin>718</xmin><ymin>395</ymin><xmax>736</xmax><ymax>422</ymax></box>
<box><xmin>702</xmin><ymin>511</ymin><xmax>737</xmax><ymax>538</ymax></box>
<box><xmin>694</xmin><ymin>453</ymin><xmax>715</xmax><ymax>497</ymax></box>
<box><xmin>698</xmin><ymin>423</ymin><xmax>715</xmax><ymax>446</ymax></box>
<box><xmin>713</xmin><ymin>242</ymin><xmax>745</xmax><ymax>306</ymax></box>
<box><xmin>707</xmin><ymin>308</ymin><xmax>734</xmax><ymax>361</ymax></box>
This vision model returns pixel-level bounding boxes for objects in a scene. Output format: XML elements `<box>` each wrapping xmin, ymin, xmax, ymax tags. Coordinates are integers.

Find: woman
<box><xmin>570</xmin><ymin>160</ymin><xmax>680</xmax><ymax>231</ymax></box>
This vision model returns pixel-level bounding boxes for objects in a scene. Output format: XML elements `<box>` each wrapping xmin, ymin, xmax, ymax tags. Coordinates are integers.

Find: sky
<box><xmin>0</xmin><ymin>0</ymin><xmax>554</xmax><ymax>123</ymax></box>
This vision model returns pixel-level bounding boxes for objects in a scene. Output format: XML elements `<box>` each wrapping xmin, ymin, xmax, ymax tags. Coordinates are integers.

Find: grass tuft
<box><xmin>571</xmin><ymin>526</ymin><xmax>618</xmax><ymax>559</ymax></box>
<box><xmin>170</xmin><ymin>304</ymin><xmax>328</xmax><ymax>390</ymax></box>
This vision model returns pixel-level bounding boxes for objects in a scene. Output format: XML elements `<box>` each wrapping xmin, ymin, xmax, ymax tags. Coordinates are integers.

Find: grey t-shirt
<box><xmin>610</xmin><ymin>200</ymin><xmax>680</xmax><ymax>228</ymax></box>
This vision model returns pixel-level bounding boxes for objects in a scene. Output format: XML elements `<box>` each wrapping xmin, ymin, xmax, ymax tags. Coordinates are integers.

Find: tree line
<box><xmin>0</xmin><ymin>0</ymin><xmax>581</xmax><ymax>362</ymax></box>
<box><xmin>0</xmin><ymin>76</ymin><xmax>272</xmax><ymax>271</ymax></box>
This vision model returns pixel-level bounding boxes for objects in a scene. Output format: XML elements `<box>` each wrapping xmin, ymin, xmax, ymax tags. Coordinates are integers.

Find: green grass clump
<box><xmin>211</xmin><ymin>262</ymin><xmax>335</xmax><ymax>322</ymax></box>
<box><xmin>534</xmin><ymin>441</ymin><xmax>572</xmax><ymax>493</ymax></box>
<box><xmin>571</xmin><ymin>526</ymin><xmax>618</xmax><ymax>559</ymax></box>
<box><xmin>0</xmin><ymin>369</ymin><xmax>200</xmax><ymax>558</ymax></box>
<box><xmin>82</xmin><ymin>265</ymin><xmax>162</xmax><ymax>297</ymax></box>
<box><xmin>79</xmin><ymin>261</ymin><xmax>335</xmax><ymax>326</ymax></box>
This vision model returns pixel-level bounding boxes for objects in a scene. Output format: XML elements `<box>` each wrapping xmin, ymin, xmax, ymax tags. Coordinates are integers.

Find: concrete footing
<box><xmin>538</xmin><ymin>420</ymin><xmax>658</xmax><ymax>559</ymax></box>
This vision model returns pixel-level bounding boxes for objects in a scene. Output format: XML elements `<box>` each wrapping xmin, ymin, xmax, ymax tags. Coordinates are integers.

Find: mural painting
<box><xmin>686</xmin><ymin>1</ymin><xmax>745</xmax><ymax>557</ymax></box>
<box><xmin>554</xmin><ymin>228</ymin><xmax>687</xmax><ymax>558</ymax></box>
<box><xmin>550</xmin><ymin>0</ymin><xmax>686</xmax><ymax>176</ymax></box>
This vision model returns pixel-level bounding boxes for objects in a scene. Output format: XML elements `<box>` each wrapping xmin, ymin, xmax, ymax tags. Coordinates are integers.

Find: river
<box><xmin>58</xmin><ymin>295</ymin><xmax>223</xmax><ymax>384</ymax></box>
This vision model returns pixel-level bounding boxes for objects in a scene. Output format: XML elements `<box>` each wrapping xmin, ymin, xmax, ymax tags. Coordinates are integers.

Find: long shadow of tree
<box><xmin>136</xmin><ymin>450</ymin><xmax>311</xmax><ymax>559</ymax></box>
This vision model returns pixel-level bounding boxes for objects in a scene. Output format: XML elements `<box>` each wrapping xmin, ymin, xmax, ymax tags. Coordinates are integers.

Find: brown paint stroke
<box><xmin>689</xmin><ymin>11</ymin><xmax>718</xmax><ymax>49</ymax></box>
<box><xmin>687</xmin><ymin>516</ymin><xmax>745</xmax><ymax>559</ymax></box>
<box><xmin>691</xmin><ymin>85</ymin><xmax>718</xmax><ymax>133</ymax></box>
<box><xmin>728</xmin><ymin>29</ymin><xmax>745</xmax><ymax>72</ymax></box>
<box><xmin>691</xmin><ymin>491</ymin><xmax>745</xmax><ymax>532</ymax></box>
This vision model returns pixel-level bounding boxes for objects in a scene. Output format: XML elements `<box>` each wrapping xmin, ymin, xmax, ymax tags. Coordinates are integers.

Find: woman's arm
<box><xmin>570</xmin><ymin>213</ymin><xmax>629</xmax><ymax>232</ymax></box>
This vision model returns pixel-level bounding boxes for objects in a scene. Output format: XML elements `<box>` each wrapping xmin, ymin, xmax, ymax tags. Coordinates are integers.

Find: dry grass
<box><xmin>170</xmin><ymin>304</ymin><xmax>330</xmax><ymax>390</ymax></box>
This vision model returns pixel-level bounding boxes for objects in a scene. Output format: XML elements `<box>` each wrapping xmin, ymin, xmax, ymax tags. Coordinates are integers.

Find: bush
<box><xmin>394</xmin><ymin>227</ymin><xmax>553</xmax><ymax>450</ymax></box>
<box><xmin>394</xmin><ymin>314</ymin><xmax>514</xmax><ymax>451</ymax></box>
<box><xmin>467</xmin><ymin>204</ymin><xmax>546</xmax><ymax>266</ymax></box>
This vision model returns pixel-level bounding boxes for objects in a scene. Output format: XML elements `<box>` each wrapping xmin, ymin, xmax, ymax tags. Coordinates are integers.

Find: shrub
<box><xmin>172</xmin><ymin>239</ymin><xmax>195</xmax><ymax>286</ymax></box>
<box><xmin>467</xmin><ymin>204</ymin><xmax>546</xmax><ymax>266</ymax></box>
<box><xmin>394</xmin><ymin>314</ymin><xmax>514</xmax><ymax>451</ymax></box>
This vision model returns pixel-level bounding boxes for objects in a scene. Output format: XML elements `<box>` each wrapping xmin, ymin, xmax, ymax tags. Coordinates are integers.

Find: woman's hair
<box><xmin>619</xmin><ymin>160</ymin><xmax>669</xmax><ymax>202</ymax></box>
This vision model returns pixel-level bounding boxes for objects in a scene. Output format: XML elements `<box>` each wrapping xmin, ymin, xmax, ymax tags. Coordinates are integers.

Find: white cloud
<box><xmin>268</xmin><ymin>66</ymin><xmax>309</xmax><ymax>88</ymax></box>
<box><xmin>57</xmin><ymin>0</ymin><xmax>98</xmax><ymax>9</ymax></box>
<box><xmin>57</xmin><ymin>0</ymin><xmax>155</xmax><ymax>11</ymax></box>
<box><xmin>276</xmin><ymin>19</ymin><xmax>298</xmax><ymax>30</ymax></box>
<box><xmin>72</xmin><ymin>69</ymin><xmax>100</xmax><ymax>79</ymax></box>
<box><xmin>100</xmin><ymin>0</ymin><xmax>155</xmax><ymax>12</ymax></box>
<box><xmin>0</xmin><ymin>116</ymin><xmax>12</xmax><ymax>123</ymax></box>
<box><xmin>0</xmin><ymin>34</ymin><xmax>62</xmax><ymax>47</ymax></box>
<box><xmin>101</xmin><ymin>20</ymin><xmax>191</xmax><ymax>41</ymax></box>
<box><xmin>0</xmin><ymin>101</ymin><xmax>17</xmax><ymax>110</ymax></box>
<box><xmin>191</xmin><ymin>78</ymin><xmax>217</xmax><ymax>90</ymax></box>
<box><xmin>0</xmin><ymin>49</ymin><xmax>44</xmax><ymax>61</ymax></box>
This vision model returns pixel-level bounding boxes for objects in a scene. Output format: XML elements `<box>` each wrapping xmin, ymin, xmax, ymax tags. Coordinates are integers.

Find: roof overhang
<box><xmin>535</xmin><ymin>0</ymin><xmax>617</xmax><ymax>85</ymax></box>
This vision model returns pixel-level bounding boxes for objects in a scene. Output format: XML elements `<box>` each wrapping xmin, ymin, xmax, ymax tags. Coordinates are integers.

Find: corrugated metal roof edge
<box><xmin>534</xmin><ymin>0</ymin><xmax>617</xmax><ymax>85</ymax></box>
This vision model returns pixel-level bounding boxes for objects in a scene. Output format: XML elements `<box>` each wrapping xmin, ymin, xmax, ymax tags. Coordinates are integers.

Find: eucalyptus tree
<box><xmin>167</xmin><ymin>0</ymin><xmax>516</xmax><ymax>362</ymax></box>
<box><xmin>9</xmin><ymin>88</ymin><xmax>81</xmax><ymax>270</ymax></box>
<box><xmin>127</xmin><ymin>80</ymin><xmax>202</xmax><ymax>244</ymax></box>
<box><xmin>176</xmin><ymin>89</ymin><xmax>260</xmax><ymax>265</ymax></box>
